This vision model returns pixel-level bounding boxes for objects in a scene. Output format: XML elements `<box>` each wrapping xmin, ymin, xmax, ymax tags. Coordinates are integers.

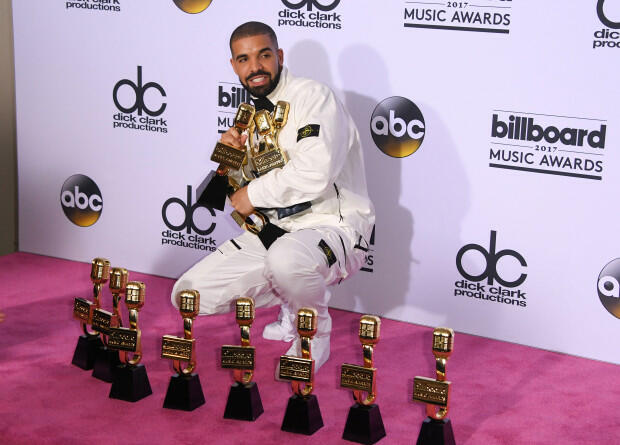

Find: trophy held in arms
<box><xmin>197</xmin><ymin>101</ymin><xmax>291</xmax><ymax>249</ymax></box>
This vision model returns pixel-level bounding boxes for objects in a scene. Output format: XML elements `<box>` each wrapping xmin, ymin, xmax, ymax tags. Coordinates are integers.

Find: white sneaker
<box><xmin>262</xmin><ymin>306</ymin><xmax>295</xmax><ymax>342</ymax></box>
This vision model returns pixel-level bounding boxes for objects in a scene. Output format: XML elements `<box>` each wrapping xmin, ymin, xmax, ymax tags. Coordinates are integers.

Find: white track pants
<box><xmin>171</xmin><ymin>226</ymin><xmax>365</xmax><ymax>337</ymax></box>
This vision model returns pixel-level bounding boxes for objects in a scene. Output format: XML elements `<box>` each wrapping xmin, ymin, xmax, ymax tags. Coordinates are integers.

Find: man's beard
<box><xmin>242</xmin><ymin>64</ymin><xmax>282</xmax><ymax>98</ymax></box>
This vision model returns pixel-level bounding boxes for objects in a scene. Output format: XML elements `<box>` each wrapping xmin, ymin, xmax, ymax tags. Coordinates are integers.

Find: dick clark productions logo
<box><xmin>60</xmin><ymin>174</ymin><xmax>103</xmax><ymax>227</ymax></box>
<box><xmin>598</xmin><ymin>258</ymin><xmax>620</xmax><ymax>319</ymax></box>
<box><xmin>454</xmin><ymin>231</ymin><xmax>527</xmax><ymax>308</ymax></box>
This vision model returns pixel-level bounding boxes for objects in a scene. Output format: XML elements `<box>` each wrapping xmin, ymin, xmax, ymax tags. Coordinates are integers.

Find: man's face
<box><xmin>230</xmin><ymin>34</ymin><xmax>283</xmax><ymax>98</ymax></box>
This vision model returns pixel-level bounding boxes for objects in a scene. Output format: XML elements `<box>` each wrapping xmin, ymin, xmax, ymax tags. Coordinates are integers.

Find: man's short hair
<box><xmin>229</xmin><ymin>21</ymin><xmax>279</xmax><ymax>53</ymax></box>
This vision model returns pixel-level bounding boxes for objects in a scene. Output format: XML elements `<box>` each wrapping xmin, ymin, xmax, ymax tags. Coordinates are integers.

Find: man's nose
<box><xmin>249</xmin><ymin>57</ymin><xmax>262</xmax><ymax>73</ymax></box>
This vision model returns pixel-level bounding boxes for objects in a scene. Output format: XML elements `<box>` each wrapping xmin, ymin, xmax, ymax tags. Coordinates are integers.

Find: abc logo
<box><xmin>597</xmin><ymin>0</ymin><xmax>620</xmax><ymax>29</ymax></box>
<box><xmin>113</xmin><ymin>66</ymin><xmax>166</xmax><ymax>117</ymax></box>
<box><xmin>162</xmin><ymin>186</ymin><xmax>216</xmax><ymax>235</ymax></box>
<box><xmin>456</xmin><ymin>231</ymin><xmax>527</xmax><ymax>288</ymax></box>
<box><xmin>597</xmin><ymin>258</ymin><xmax>620</xmax><ymax>319</ymax></box>
<box><xmin>60</xmin><ymin>174</ymin><xmax>103</xmax><ymax>227</ymax></box>
<box><xmin>173</xmin><ymin>0</ymin><xmax>213</xmax><ymax>14</ymax></box>
<box><xmin>370</xmin><ymin>96</ymin><xmax>425</xmax><ymax>158</ymax></box>
<box><xmin>282</xmin><ymin>0</ymin><xmax>340</xmax><ymax>11</ymax></box>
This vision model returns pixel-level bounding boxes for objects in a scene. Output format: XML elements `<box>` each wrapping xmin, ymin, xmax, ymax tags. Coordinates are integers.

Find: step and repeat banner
<box><xmin>13</xmin><ymin>0</ymin><xmax>620</xmax><ymax>364</ymax></box>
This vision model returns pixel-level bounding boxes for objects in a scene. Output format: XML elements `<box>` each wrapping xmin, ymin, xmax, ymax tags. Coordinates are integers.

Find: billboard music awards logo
<box><xmin>217</xmin><ymin>82</ymin><xmax>250</xmax><ymax>134</ymax></box>
<box><xmin>161</xmin><ymin>186</ymin><xmax>218</xmax><ymax>252</ymax></box>
<box><xmin>598</xmin><ymin>258</ymin><xmax>620</xmax><ymax>319</ymax></box>
<box><xmin>278</xmin><ymin>0</ymin><xmax>343</xmax><ymax>30</ymax></box>
<box><xmin>454</xmin><ymin>231</ymin><xmax>527</xmax><ymax>308</ymax></box>
<box><xmin>360</xmin><ymin>225</ymin><xmax>375</xmax><ymax>273</ymax></box>
<box><xmin>112</xmin><ymin>66</ymin><xmax>168</xmax><ymax>134</ymax></box>
<box><xmin>65</xmin><ymin>0</ymin><xmax>121</xmax><ymax>12</ymax></box>
<box><xmin>60</xmin><ymin>174</ymin><xmax>103</xmax><ymax>227</ymax></box>
<box><xmin>488</xmin><ymin>110</ymin><xmax>607</xmax><ymax>181</ymax></box>
<box><xmin>172</xmin><ymin>0</ymin><xmax>213</xmax><ymax>14</ymax></box>
<box><xmin>593</xmin><ymin>0</ymin><xmax>620</xmax><ymax>49</ymax></box>
<box><xmin>370</xmin><ymin>96</ymin><xmax>425</xmax><ymax>158</ymax></box>
<box><xmin>403</xmin><ymin>0</ymin><xmax>512</xmax><ymax>34</ymax></box>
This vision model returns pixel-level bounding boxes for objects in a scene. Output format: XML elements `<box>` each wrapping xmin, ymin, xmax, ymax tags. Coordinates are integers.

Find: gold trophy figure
<box><xmin>91</xmin><ymin>267</ymin><xmax>128</xmax><ymax>382</ymax></box>
<box><xmin>108</xmin><ymin>281</ymin><xmax>152</xmax><ymax>402</ymax></box>
<box><xmin>340</xmin><ymin>315</ymin><xmax>386</xmax><ymax>444</ymax></box>
<box><xmin>413</xmin><ymin>328</ymin><xmax>456</xmax><ymax>445</ymax></box>
<box><xmin>71</xmin><ymin>258</ymin><xmax>110</xmax><ymax>370</ymax></box>
<box><xmin>220</xmin><ymin>298</ymin><xmax>264</xmax><ymax>420</ymax></box>
<box><xmin>197</xmin><ymin>103</ymin><xmax>255</xmax><ymax>212</ymax></box>
<box><xmin>162</xmin><ymin>290</ymin><xmax>205</xmax><ymax>411</ymax></box>
<box><xmin>279</xmin><ymin>308</ymin><xmax>324</xmax><ymax>435</ymax></box>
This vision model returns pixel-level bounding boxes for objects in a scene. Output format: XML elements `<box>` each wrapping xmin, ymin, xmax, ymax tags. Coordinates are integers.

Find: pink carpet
<box><xmin>0</xmin><ymin>252</ymin><xmax>618</xmax><ymax>444</ymax></box>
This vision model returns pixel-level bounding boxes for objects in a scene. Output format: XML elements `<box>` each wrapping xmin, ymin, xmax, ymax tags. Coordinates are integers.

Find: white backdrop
<box><xmin>13</xmin><ymin>0</ymin><xmax>620</xmax><ymax>364</ymax></box>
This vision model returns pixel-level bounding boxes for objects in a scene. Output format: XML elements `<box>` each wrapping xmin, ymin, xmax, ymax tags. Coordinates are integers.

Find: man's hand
<box><xmin>220</xmin><ymin>127</ymin><xmax>248</xmax><ymax>149</ymax></box>
<box><xmin>230</xmin><ymin>186</ymin><xmax>255</xmax><ymax>217</ymax></box>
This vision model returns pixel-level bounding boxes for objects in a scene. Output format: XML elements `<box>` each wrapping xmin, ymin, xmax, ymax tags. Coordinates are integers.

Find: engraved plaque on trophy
<box><xmin>280</xmin><ymin>308</ymin><xmax>324</xmax><ymax>435</ymax></box>
<box><xmin>341</xmin><ymin>315</ymin><xmax>386</xmax><ymax>444</ymax></box>
<box><xmin>412</xmin><ymin>328</ymin><xmax>456</xmax><ymax>445</ymax></box>
<box><xmin>221</xmin><ymin>297</ymin><xmax>264</xmax><ymax>421</ymax></box>
<box><xmin>108</xmin><ymin>281</ymin><xmax>152</xmax><ymax>402</ymax></box>
<box><xmin>92</xmin><ymin>267</ymin><xmax>127</xmax><ymax>382</ymax></box>
<box><xmin>71</xmin><ymin>258</ymin><xmax>110</xmax><ymax>370</ymax></box>
<box><xmin>162</xmin><ymin>289</ymin><xmax>205</xmax><ymax>411</ymax></box>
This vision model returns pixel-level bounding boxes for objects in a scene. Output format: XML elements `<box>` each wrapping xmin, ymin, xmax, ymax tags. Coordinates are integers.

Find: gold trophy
<box><xmin>108</xmin><ymin>281</ymin><xmax>152</xmax><ymax>402</ymax></box>
<box><xmin>161</xmin><ymin>289</ymin><xmax>205</xmax><ymax>411</ymax></box>
<box><xmin>92</xmin><ymin>267</ymin><xmax>128</xmax><ymax>382</ymax></box>
<box><xmin>221</xmin><ymin>297</ymin><xmax>264</xmax><ymax>421</ymax></box>
<box><xmin>340</xmin><ymin>315</ymin><xmax>386</xmax><ymax>444</ymax></box>
<box><xmin>279</xmin><ymin>308</ymin><xmax>324</xmax><ymax>435</ymax></box>
<box><xmin>197</xmin><ymin>103</ymin><xmax>255</xmax><ymax>212</ymax></box>
<box><xmin>71</xmin><ymin>258</ymin><xmax>110</xmax><ymax>370</ymax></box>
<box><xmin>413</xmin><ymin>328</ymin><xmax>456</xmax><ymax>445</ymax></box>
<box><xmin>197</xmin><ymin>101</ymin><xmax>292</xmax><ymax>249</ymax></box>
<box><xmin>250</xmin><ymin>102</ymin><xmax>289</xmax><ymax>176</ymax></box>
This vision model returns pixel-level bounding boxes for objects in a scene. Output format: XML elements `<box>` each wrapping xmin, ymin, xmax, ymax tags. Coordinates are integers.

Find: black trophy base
<box><xmin>342</xmin><ymin>403</ymin><xmax>386</xmax><ymax>444</ymax></box>
<box><xmin>92</xmin><ymin>346</ymin><xmax>121</xmax><ymax>382</ymax></box>
<box><xmin>163</xmin><ymin>373</ymin><xmax>205</xmax><ymax>411</ymax></box>
<box><xmin>223</xmin><ymin>381</ymin><xmax>264</xmax><ymax>421</ymax></box>
<box><xmin>196</xmin><ymin>170</ymin><xmax>228</xmax><ymax>211</ymax></box>
<box><xmin>71</xmin><ymin>335</ymin><xmax>103</xmax><ymax>370</ymax></box>
<box><xmin>281</xmin><ymin>394</ymin><xmax>324</xmax><ymax>435</ymax></box>
<box><xmin>109</xmin><ymin>364</ymin><xmax>153</xmax><ymax>402</ymax></box>
<box><xmin>416</xmin><ymin>417</ymin><xmax>456</xmax><ymax>445</ymax></box>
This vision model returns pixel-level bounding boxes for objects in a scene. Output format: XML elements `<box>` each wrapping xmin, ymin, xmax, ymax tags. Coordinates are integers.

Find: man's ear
<box><xmin>278</xmin><ymin>48</ymin><xmax>284</xmax><ymax>67</ymax></box>
<box><xmin>230</xmin><ymin>58</ymin><xmax>238</xmax><ymax>75</ymax></box>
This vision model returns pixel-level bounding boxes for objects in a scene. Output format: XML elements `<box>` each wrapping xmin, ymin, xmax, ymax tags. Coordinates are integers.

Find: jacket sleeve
<box><xmin>246</xmin><ymin>85</ymin><xmax>350</xmax><ymax>209</ymax></box>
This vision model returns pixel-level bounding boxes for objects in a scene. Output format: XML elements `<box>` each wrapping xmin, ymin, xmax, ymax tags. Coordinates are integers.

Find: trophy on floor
<box><xmin>161</xmin><ymin>289</ymin><xmax>205</xmax><ymax>411</ymax></box>
<box><xmin>279</xmin><ymin>308</ymin><xmax>324</xmax><ymax>435</ymax></box>
<box><xmin>71</xmin><ymin>258</ymin><xmax>110</xmax><ymax>370</ymax></box>
<box><xmin>340</xmin><ymin>315</ymin><xmax>386</xmax><ymax>444</ymax></box>
<box><xmin>108</xmin><ymin>281</ymin><xmax>152</xmax><ymax>402</ymax></box>
<box><xmin>92</xmin><ymin>267</ymin><xmax>128</xmax><ymax>382</ymax></box>
<box><xmin>220</xmin><ymin>297</ymin><xmax>264</xmax><ymax>421</ymax></box>
<box><xmin>412</xmin><ymin>328</ymin><xmax>456</xmax><ymax>445</ymax></box>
